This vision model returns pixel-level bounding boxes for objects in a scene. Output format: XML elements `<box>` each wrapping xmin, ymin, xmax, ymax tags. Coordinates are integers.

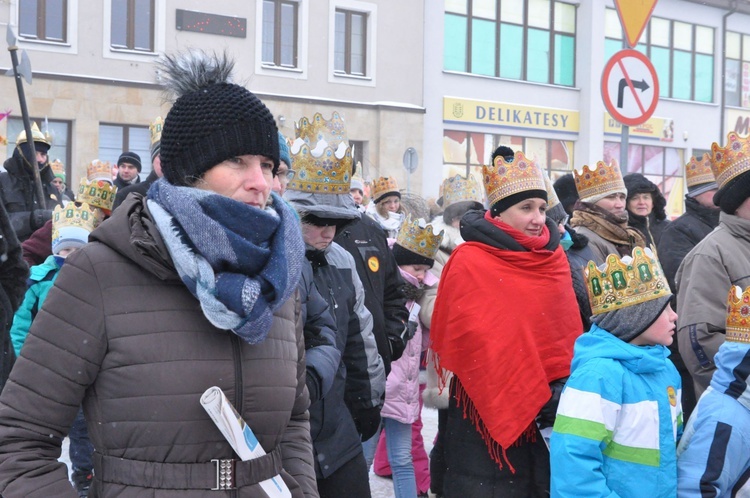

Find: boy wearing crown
<box><xmin>10</xmin><ymin>202</ymin><xmax>103</xmax><ymax>497</ymax></box>
<box><xmin>0</xmin><ymin>122</ymin><xmax>63</xmax><ymax>241</ymax></box>
<box><xmin>551</xmin><ymin>247</ymin><xmax>682</xmax><ymax>498</ymax></box>
<box><xmin>676</xmin><ymin>132</ymin><xmax>750</xmax><ymax>400</ymax></box>
<box><xmin>677</xmin><ymin>286</ymin><xmax>750</xmax><ymax>496</ymax></box>
<box><xmin>570</xmin><ymin>160</ymin><xmax>646</xmax><ymax>262</ymax></box>
<box><xmin>284</xmin><ymin>114</ymin><xmax>385</xmax><ymax>498</ymax></box>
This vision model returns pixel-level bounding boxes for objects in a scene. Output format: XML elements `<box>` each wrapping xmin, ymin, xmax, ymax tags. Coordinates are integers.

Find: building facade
<box><xmin>424</xmin><ymin>0</ymin><xmax>750</xmax><ymax>215</ymax></box>
<box><xmin>1</xmin><ymin>0</ymin><xmax>425</xmax><ymax>193</ymax></box>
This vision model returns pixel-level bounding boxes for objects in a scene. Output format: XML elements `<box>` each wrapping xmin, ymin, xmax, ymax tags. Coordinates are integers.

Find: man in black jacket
<box><xmin>335</xmin><ymin>214</ymin><xmax>408</xmax><ymax>376</ymax></box>
<box><xmin>0</xmin><ymin>123</ymin><xmax>62</xmax><ymax>241</ymax></box>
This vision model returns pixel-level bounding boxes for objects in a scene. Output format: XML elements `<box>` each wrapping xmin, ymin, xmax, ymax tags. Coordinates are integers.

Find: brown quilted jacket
<box><xmin>0</xmin><ymin>195</ymin><xmax>318</xmax><ymax>497</ymax></box>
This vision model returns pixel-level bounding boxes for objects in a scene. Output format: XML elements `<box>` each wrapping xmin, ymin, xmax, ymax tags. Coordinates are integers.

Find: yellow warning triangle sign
<box><xmin>614</xmin><ymin>0</ymin><xmax>658</xmax><ymax>48</ymax></box>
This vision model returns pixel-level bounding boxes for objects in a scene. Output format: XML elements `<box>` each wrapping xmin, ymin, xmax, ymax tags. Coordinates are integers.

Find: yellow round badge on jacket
<box><xmin>667</xmin><ymin>386</ymin><xmax>677</xmax><ymax>407</ymax></box>
<box><xmin>368</xmin><ymin>256</ymin><xmax>380</xmax><ymax>272</ymax></box>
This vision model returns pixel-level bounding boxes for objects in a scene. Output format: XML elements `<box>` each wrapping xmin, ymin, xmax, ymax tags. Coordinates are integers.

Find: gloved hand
<box><xmin>537</xmin><ymin>377</ymin><xmax>568</xmax><ymax>429</ymax></box>
<box><xmin>351</xmin><ymin>405</ymin><xmax>381</xmax><ymax>441</ymax></box>
<box><xmin>402</xmin><ymin>318</ymin><xmax>418</xmax><ymax>343</ymax></box>
<box><xmin>31</xmin><ymin>209</ymin><xmax>52</xmax><ymax>230</ymax></box>
<box><xmin>388</xmin><ymin>335</ymin><xmax>406</xmax><ymax>363</ymax></box>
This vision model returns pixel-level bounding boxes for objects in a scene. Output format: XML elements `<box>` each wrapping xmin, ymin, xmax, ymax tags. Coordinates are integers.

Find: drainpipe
<box><xmin>721</xmin><ymin>1</ymin><xmax>738</xmax><ymax>140</ymax></box>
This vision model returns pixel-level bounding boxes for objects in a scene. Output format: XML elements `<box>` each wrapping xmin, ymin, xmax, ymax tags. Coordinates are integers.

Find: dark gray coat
<box><xmin>0</xmin><ymin>194</ymin><xmax>317</xmax><ymax>497</ymax></box>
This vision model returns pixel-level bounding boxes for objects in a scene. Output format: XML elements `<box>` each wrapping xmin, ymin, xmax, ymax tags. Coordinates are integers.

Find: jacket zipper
<box><xmin>230</xmin><ymin>334</ymin><xmax>243</xmax><ymax>498</ymax></box>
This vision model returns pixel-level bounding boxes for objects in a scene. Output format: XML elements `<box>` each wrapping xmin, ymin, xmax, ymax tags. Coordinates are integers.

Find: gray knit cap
<box><xmin>591</xmin><ymin>295</ymin><xmax>672</xmax><ymax>343</ymax></box>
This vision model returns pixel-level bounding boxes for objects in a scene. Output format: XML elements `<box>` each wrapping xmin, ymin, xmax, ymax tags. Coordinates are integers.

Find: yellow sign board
<box><xmin>615</xmin><ymin>0</ymin><xmax>658</xmax><ymax>48</ymax></box>
<box><xmin>604</xmin><ymin>113</ymin><xmax>673</xmax><ymax>141</ymax></box>
<box><xmin>443</xmin><ymin>97</ymin><xmax>579</xmax><ymax>133</ymax></box>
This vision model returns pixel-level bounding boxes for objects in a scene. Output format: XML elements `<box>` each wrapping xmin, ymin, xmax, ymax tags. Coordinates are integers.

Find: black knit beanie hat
<box><xmin>118</xmin><ymin>151</ymin><xmax>142</xmax><ymax>173</ymax></box>
<box><xmin>591</xmin><ymin>295</ymin><xmax>671</xmax><ymax>343</ymax></box>
<box><xmin>553</xmin><ymin>173</ymin><xmax>578</xmax><ymax>216</ymax></box>
<box><xmin>157</xmin><ymin>50</ymin><xmax>279</xmax><ymax>187</ymax></box>
<box><xmin>716</xmin><ymin>170</ymin><xmax>750</xmax><ymax>215</ymax></box>
<box><xmin>392</xmin><ymin>243</ymin><xmax>434</xmax><ymax>268</ymax></box>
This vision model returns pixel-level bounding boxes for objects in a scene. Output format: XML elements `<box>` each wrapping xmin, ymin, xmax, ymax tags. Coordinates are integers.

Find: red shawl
<box><xmin>430</xmin><ymin>222</ymin><xmax>582</xmax><ymax>467</ymax></box>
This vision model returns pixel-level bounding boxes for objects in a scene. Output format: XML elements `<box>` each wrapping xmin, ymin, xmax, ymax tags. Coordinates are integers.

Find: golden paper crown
<box><xmin>440</xmin><ymin>175</ymin><xmax>484</xmax><ymax>209</ymax></box>
<box><xmin>288</xmin><ymin>112</ymin><xmax>353</xmax><ymax>194</ymax></box>
<box><xmin>726</xmin><ymin>286</ymin><xmax>750</xmax><ymax>344</ymax></box>
<box><xmin>574</xmin><ymin>161</ymin><xmax>626</xmax><ymax>202</ymax></box>
<box><xmin>150</xmin><ymin>116</ymin><xmax>164</xmax><ymax>146</ymax></box>
<box><xmin>482</xmin><ymin>151</ymin><xmax>546</xmax><ymax>208</ymax></box>
<box><xmin>86</xmin><ymin>159</ymin><xmax>114</xmax><ymax>183</ymax></box>
<box><xmin>685</xmin><ymin>154</ymin><xmax>716</xmax><ymax>189</ymax></box>
<box><xmin>16</xmin><ymin>122</ymin><xmax>51</xmax><ymax>147</ymax></box>
<box><xmin>50</xmin><ymin>159</ymin><xmax>65</xmax><ymax>179</ymax></box>
<box><xmin>542</xmin><ymin>170</ymin><xmax>560</xmax><ymax>209</ymax></box>
<box><xmin>295</xmin><ymin>111</ymin><xmax>347</xmax><ymax>148</ymax></box>
<box><xmin>52</xmin><ymin>203</ymin><xmax>104</xmax><ymax>239</ymax></box>
<box><xmin>372</xmin><ymin>177</ymin><xmax>400</xmax><ymax>202</ymax></box>
<box><xmin>711</xmin><ymin>132</ymin><xmax>750</xmax><ymax>191</ymax></box>
<box><xmin>584</xmin><ymin>246</ymin><xmax>671</xmax><ymax>315</ymax></box>
<box><xmin>76</xmin><ymin>178</ymin><xmax>117</xmax><ymax>212</ymax></box>
<box><xmin>396</xmin><ymin>216</ymin><xmax>444</xmax><ymax>261</ymax></box>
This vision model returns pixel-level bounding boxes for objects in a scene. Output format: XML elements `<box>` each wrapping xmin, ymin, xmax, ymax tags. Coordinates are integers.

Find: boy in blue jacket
<box><xmin>551</xmin><ymin>246</ymin><xmax>683</xmax><ymax>498</ymax></box>
<box><xmin>10</xmin><ymin>203</ymin><xmax>102</xmax><ymax>497</ymax></box>
<box><xmin>677</xmin><ymin>285</ymin><xmax>750</xmax><ymax>497</ymax></box>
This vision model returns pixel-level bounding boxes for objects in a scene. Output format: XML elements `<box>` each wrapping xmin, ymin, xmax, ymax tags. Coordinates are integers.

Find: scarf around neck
<box><xmin>430</xmin><ymin>224</ymin><xmax>582</xmax><ymax>469</ymax></box>
<box><xmin>571</xmin><ymin>203</ymin><xmax>646</xmax><ymax>248</ymax></box>
<box><xmin>147</xmin><ymin>179</ymin><xmax>304</xmax><ymax>344</ymax></box>
<box><xmin>483</xmin><ymin>210</ymin><xmax>551</xmax><ymax>251</ymax></box>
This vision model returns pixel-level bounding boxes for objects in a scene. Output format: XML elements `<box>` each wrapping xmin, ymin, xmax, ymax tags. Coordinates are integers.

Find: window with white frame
<box><xmin>262</xmin><ymin>0</ymin><xmax>299</xmax><ymax>68</ymax></box>
<box><xmin>110</xmin><ymin>0</ymin><xmax>154</xmax><ymax>52</ymax></box>
<box><xmin>334</xmin><ymin>8</ymin><xmax>367</xmax><ymax>76</ymax></box>
<box><xmin>19</xmin><ymin>0</ymin><xmax>68</xmax><ymax>43</ymax></box>
<box><xmin>99</xmin><ymin>124</ymin><xmax>151</xmax><ymax>179</ymax></box>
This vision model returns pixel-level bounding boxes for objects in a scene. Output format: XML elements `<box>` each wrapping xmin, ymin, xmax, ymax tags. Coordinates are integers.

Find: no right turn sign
<box><xmin>601</xmin><ymin>49</ymin><xmax>660</xmax><ymax>127</ymax></box>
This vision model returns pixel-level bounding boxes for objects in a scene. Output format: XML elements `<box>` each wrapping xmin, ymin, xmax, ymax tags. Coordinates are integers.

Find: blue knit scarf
<box><xmin>147</xmin><ymin>179</ymin><xmax>304</xmax><ymax>344</ymax></box>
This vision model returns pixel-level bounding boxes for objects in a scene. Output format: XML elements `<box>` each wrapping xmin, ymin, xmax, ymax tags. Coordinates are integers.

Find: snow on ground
<box><xmin>60</xmin><ymin>406</ymin><xmax>440</xmax><ymax>497</ymax></box>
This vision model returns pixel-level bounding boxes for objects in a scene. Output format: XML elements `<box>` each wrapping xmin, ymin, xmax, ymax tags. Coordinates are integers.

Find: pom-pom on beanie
<box><xmin>158</xmin><ymin>50</ymin><xmax>279</xmax><ymax>187</ymax></box>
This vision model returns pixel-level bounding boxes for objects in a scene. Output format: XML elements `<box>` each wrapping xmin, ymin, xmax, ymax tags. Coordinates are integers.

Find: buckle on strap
<box><xmin>211</xmin><ymin>459</ymin><xmax>236</xmax><ymax>491</ymax></box>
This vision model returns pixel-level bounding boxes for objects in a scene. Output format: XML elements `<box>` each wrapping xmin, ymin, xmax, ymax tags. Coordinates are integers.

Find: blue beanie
<box><xmin>278</xmin><ymin>132</ymin><xmax>291</xmax><ymax>167</ymax></box>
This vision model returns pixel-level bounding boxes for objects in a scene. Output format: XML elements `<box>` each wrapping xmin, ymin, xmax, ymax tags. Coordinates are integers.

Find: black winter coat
<box><xmin>112</xmin><ymin>170</ymin><xmax>158</xmax><ymax>212</ymax></box>
<box><xmin>657</xmin><ymin>197</ymin><xmax>720</xmax><ymax>297</ymax></box>
<box><xmin>565</xmin><ymin>226</ymin><xmax>596</xmax><ymax>331</ymax></box>
<box><xmin>335</xmin><ymin>214</ymin><xmax>408</xmax><ymax>374</ymax></box>
<box><xmin>0</xmin><ymin>153</ymin><xmax>62</xmax><ymax>241</ymax></box>
<box><xmin>305</xmin><ymin>243</ymin><xmax>384</xmax><ymax>479</ymax></box>
<box><xmin>0</xmin><ymin>201</ymin><xmax>29</xmax><ymax>394</ymax></box>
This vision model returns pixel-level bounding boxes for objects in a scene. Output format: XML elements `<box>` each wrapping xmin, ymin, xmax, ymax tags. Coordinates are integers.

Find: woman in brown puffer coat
<box><xmin>0</xmin><ymin>51</ymin><xmax>317</xmax><ymax>498</ymax></box>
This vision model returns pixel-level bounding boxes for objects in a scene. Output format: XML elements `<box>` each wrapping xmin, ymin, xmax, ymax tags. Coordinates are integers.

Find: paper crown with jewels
<box><xmin>584</xmin><ymin>246</ymin><xmax>672</xmax><ymax>315</ymax></box>
<box><xmin>371</xmin><ymin>177</ymin><xmax>400</xmax><ymax>203</ymax></box>
<box><xmin>685</xmin><ymin>153</ymin><xmax>716</xmax><ymax>189</ymax></box>
<box><xmin>542</xmin><ymin>170</ymin><xmax>561</xmax><ymax>209</ymax></box>
<box><xmin>50</xmin><ymin>159</ymin><xmax>65</xmax><ymax>179</ymax></box>
<box><xmin>76</xmin><ymin>179</ymin><xmax>117</xmax><ymax>212</ymax></box>
<box><xmin>711</xmin><ymin>132</ymin><xmax>750</xmax><ymax>191</ymax></box>
<box><xmin>726</xmin><ymin>285</ymin><xmax>750</xmax><ymax>344</ymax></box>
<box><xmin>439</xmin><ymin>175</ymin><xmax>484</xmax><ymax>208</ymax></box>
<box><xmin>287</xmin><ymin>112</ymin><xmax>353</xmax><ymax>194</ymax></box>
<box><xmin>396</xmin><ymin>215</ymin><xmax>444</xmax><ymax>261</ymax></box>
<box><xmin>150</xmin><ymin>116</ymin><xmax>164</xmax><ymax>146</ymax></box>
<box><xmin>86</xmin><ymin>159</ymin><xmax>114</xmax><ymax>184</ymax></box>
<box><xmin>482</xmin><ymin>151</ymin><xmax>546</xmax><ymax>208</ymax></box>
<box><xmin>573</xmin><ymin>160</ymin><xmax>627</xmax><ymax>203</ymax></box>
<box><xmin>52</xmin><ymin>202</ymin><xmax>104</xmax><ymax>254</ymax></box>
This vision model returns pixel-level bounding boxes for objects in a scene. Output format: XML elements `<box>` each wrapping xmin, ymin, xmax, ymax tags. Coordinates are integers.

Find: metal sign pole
<box><xmin>620</xmin><ymin>125</ymin><xmax>629</xmax><ymax>175</ymax></box>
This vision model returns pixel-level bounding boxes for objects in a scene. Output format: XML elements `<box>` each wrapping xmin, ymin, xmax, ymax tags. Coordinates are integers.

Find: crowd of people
<box><xmin>0</xmin><ymin>49</ymin><xmax>748</xmax><ymax>498</ymax></box>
